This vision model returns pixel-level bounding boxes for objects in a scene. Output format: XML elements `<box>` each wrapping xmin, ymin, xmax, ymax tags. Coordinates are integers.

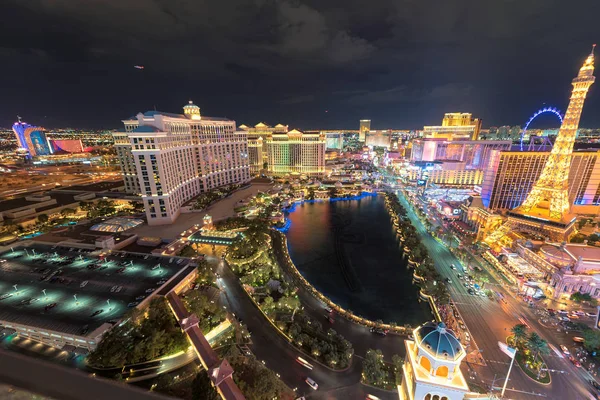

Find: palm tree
<box><xmin>527</xmin><ymin>332</ymin><xmax>550</xmax><ymax>365</ymax></box>
<box><xmin>511</xmin><ymin>324</ymin><xmax>528</xmax><ymax>348</ymax></box>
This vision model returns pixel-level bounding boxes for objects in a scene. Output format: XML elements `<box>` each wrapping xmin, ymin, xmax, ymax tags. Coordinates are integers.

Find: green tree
<box><xmin>363</xmin><ymin>349</ymin><xmax>386</xmax><ymax>387</ymax></box>
<box><xmin>511</xmin><ymin>324</ymin><xmax>528</xmax><ymax>348</ymax></box>
<box><xmin>527</xmin><ymin>332</ymin><xmax>549</xmax><ymax>365</ymax></box>
<box><xmin>60</xmin><ymin>208</ymin><xmax>76</xmax><ymax>217</ymax></box>
<box><xmin>192</xmin><ymin>372</ymin><xmax>219</xmax><ymax>400</ymax></box>
<box><xmin>583</xmin><ymin>329</ymin><xmax>600</xmax><ymax>352</ymax></box>
<box><xmin>178</xmin><ymin>245</ymin><xmax>197</xmax><ymax>258</ymax></box>
<box><xmin>37</xmin><ymin>213</ymin><xmax>49</xmax><ymax>224</ymax></box>
<box><xmin>278</xmin><ymin>296</ymin><xmax>300</xmax><ymax>311</ymax></box>
<box><xmin>571</xmin><ymin>291</ymin><xmax>594</xmax><ymax>303</ymax></box>
<box><xmin>392</xmin><ymin>354</ymin><xmax>404</xmax><ymax>385</ymax></box>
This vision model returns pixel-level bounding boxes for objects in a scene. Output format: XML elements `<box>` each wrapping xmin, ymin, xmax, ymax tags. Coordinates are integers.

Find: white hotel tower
<box><xmin>113</xmin><ymin>101</ymin><xmax>250</xmax><ymax>225</ymax></box>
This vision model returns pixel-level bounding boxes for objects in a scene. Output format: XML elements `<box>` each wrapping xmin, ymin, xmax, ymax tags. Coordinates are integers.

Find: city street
<box><xmin>396</xmin><ymin>189</ymin><xmax>595</xmax><ymax>400</ymax></box>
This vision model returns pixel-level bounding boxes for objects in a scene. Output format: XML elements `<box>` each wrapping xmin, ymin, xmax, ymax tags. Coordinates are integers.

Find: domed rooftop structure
<box><xmin>183</xmin><ymin>100</ymin><xmax>201</xmax><ymax>120</ymax></box>
<box><xmin>415</xmin><ymin>321</ymin><xmax>464</xmax><ymax>361</ymax></box>
<box><xmin>539</xmin><ymin>244</ymin><xmax>573</xmax><ymax>268</ymax></box>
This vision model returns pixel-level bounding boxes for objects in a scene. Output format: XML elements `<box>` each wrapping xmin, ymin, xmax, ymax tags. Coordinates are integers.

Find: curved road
<box><xmin>210</xmin><ymin>256</ymin><xmax>395</xmax><ymax>399</ymax></box>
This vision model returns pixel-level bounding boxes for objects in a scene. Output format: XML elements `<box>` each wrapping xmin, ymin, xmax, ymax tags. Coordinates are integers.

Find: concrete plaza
<box><xmin>130</xmin><ymin>182</ymin><xmax>273</xmax><ymax>240</ymax></box>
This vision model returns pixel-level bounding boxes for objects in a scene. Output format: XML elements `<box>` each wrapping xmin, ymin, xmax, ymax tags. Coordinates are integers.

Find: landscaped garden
<box><xmin>88</xmin><ymin>298</ymin><xmax>188</xmax><ymax>368</ymax></box>
<box><xmin>360</xmin><ymin>349</ymin><xmax>402</xmax><ymax>390</ymax></box>
<box><xmin>507</xmin><ymin>323</ymin><xmax>551</xmax><ymax>384</ymax></box>
<box><xmin>384</xmin><ymin>192</ymin><xmax>450</xmax><ymax>305</ymax></box>
<box><xmin>191</xmin><ymin>184</ymin><xmax>243</xmax><ymax>211</ymax></box>
<box><xmin>221</xmin><ymin>217</ymin><xmax>355</xmax><ymax>369</ymax></box>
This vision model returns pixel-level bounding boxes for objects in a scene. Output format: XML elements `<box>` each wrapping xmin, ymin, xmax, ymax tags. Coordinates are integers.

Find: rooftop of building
<box><xmin>0</xmin><ymin>192</ymin><xmax>80</xmax><ymax>213</ymax></box>
<box><xmin>139</xmin><ymin>110</ymin><xmax>231</xmax><ymax>122</ymax></box>
<box><xmin>55</xmin><ymin>180</ymin><xmax>124</xmax><ymax>193</ymax></box>
<box><xmin>415</xmin><ymin>321</ymin><xmax>464</xmax><ymax>361</ymax></box>
<box><xmin>565</xmin><ymin>244</ymin><xmax>600</xmax><ymax>262</ymax></box>
<box><xmin>33</xmin><ymin>220</ymin><xmax>136</xmax><ymax>246</ymax></box>
<box><xmin>90</xmin><ymin>217</ymin><xmax>144</xmax><ymax>233</ymax></box>
<box><xmin>0</xmin><ymin>244</ymin><xmax>192</xmax><ymax>338</ymax></box>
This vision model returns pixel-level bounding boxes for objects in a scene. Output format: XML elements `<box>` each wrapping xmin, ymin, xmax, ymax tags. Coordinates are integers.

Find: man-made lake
<box><xmin>285</xmin><ymin>194</ymin><xmax>432</xmax><ymax>325</ymax></box>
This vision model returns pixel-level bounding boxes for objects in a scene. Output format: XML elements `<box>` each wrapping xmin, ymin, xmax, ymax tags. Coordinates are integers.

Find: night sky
<box><xmin>2</xmin><ymin>0</ymin><xmax>600</xmax><ymax>130</ymax></box>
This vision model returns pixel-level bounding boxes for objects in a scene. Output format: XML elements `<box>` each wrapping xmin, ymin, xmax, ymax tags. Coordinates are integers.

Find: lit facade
<box><xmin>411</xmin><ymin>139</ymin><xmax>511</xmax><ymax>169</ymax></box>
<box><xmin>516</xmin><ymin>48</ymin><xmax>596</xmax><ymax>223</ymax></box>
<box><xmin>324</xmin><ymin>131</ymin><xmax>344</xmax><ymax>149</ymax></box>
<box><xmin>423</xmin><ymin>162</ymin><xmax>485</xmax><ymax>187</ymax></box>
<box><xmin>247</xmin><ymin>136</ymin><xmax>264</xmax><ymax>175</ymax></box>
<box><xmin>266</xmin><ymin>129</ymin><xmax>326</xmax><ymax>176</ymax></box>
<box><xmin>365</xmin><ymin>130</ymin><xmax>392</xmax><ymax>148</ymax></box>
<box><xmin>510</xmin><ymin>243</ymin><xmax>600</xmax><ymax>300</ymax></box>
<box><xmin>423</xmin><ymin>113</ymin><xmax>482</xmax><ymax>140</ymax></box>
<box><xmin>485</xmin><ymin>47</ymin><xmax>596</xmax><ymax>245</ymax></box>
<box><xmin>481</xmin><ymin>150</ymin><xmax>600</xmax><ymax>211</ymax></box>
<box><xmin>12</xmin><ymin>120</ymin><xmax>52</xmax><ymax>157</ymax></box>
<box><xmin>238</xmin><ymin>122</ymin><xmax>288</xmax><ymax>175</ymax></box>
<box><xmin>113</xmin><ymin>131</ymin><xmax>141</xmax><ymax>194</ymax></box>
<box><xmin>113</xmin><ymin>101</ymin><xmax>250</xmax><ymax>225</ymax></box>
<box><xmin>399</xmin><ymin>321</ymin><xmax>473</xmax><ymax>400</ymax></box>
<box><xmin>410</xmin><ymin>139</ymin><xmax>510</xmax><ymax>187</ymax></box>
<box><xmin>359</xmin><ymin>119</ymin><xmax>371</xmax><ymax>141</ymax></box>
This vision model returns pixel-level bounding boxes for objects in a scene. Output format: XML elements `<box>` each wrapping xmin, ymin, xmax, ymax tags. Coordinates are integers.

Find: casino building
<box><xmin>12</xmin><ymin>120</ymin><xmax>52</xmax><ymax>157</ymax></box>
<box><xmin>12</xmin><ymin>119</ymin><xmax>86</xmax><ymax>158</ymax></box>
<box><xmin>113</xmin><ymin>101</ymin><xmax>251</xmax><ymax>225</ymax></box>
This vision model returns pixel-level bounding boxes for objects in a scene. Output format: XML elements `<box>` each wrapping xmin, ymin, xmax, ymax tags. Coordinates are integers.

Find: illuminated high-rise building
<box><xmin>12</xmin><ymin>119</ymin><xmax>52</xmax><ymax>157</ymax></box>
<box><xmin>113</xmin><ymin>101</ymin><xmax>250</xmax><ymax>225</ymax></box>
<box><xmin>247</xmin><ymin>136</ymin><xmax>264</xmax><ymax>175</ymax></box>
<box><xmin>359</xmin><ymin>119</ymin><xmax>371</xmax><ymax>141</ymax></box>
<box><xmin>481</xmin><ymin>150</ymin><xmax>600</xmax><ymax>211</ymax></box>
<box><xmin>486</xmin><ymin>47</ymin><xmax>596</xmax><ymax>245</ymax></box>
<box><xmin>411</xmin><ymin>139</ymin><xmax>510</xmax><ymax>169</ymax></box>
<box><xmin>266</xmin><ymin>129</ymin><xmax>325</xmax><ymax>176</ymax></box>
<box><xmin>365</xmin><ymin>130</ymin><xmax>392</xmax><ymax>148</ymax></box>
<box><xmin>324</xmin><ymin>131</ymin><xmax>344</xmax><ymax>150</ymax></box>
<box><xmin>238</xmin><ymin>122</ymin><xmax>288</xmax><ymax>175</ymax></box>
<box><xmin>423</xmin><ymin>113</ymin><xmax>482</xmax><ymax>140</ymax></box>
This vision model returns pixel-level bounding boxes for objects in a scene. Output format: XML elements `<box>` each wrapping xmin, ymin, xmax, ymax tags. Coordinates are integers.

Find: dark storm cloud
<box><xmin>1</xmin><ymin>0</ymin><xmax>599</xmax><ymax>129</ymax></box>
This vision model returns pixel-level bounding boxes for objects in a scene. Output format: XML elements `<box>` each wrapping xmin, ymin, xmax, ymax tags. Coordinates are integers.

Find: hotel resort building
<box><xmin>238</xmin><ymin>124</ymin><xmax>326</xmax><ymax>177</ymax></box>
<box><xmin>266</xmin><ymin>129</ymin><xmax>326</xmax><ymax>176</ymax></box>
<box><xmin>113</xmin><ymin>101</ymin><xmax>250</xmax><ymax>225</ymax></box>
<box><xmin>423</xmin><ymin>113</ymin><xmax>482</xmax><ymax>141</ymax></box>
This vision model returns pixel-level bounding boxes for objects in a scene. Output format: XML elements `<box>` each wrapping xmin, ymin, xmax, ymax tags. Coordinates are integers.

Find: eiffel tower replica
<box><xmin>485</xmin><ymin>47</ymin><xmax>596</xmax><ymax>247</ymax></box>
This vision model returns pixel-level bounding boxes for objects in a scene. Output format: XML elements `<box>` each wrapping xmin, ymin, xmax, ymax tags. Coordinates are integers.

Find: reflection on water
<box><xmin>285</xmin><ymin>195</ymin><xmax>432</xmax><ymax>325</ymax></box>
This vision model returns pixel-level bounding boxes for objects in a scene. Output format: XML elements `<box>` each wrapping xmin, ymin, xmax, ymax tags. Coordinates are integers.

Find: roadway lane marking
<box><xmin>491</xmin><ymin>386</ymin><xmax>548</xmax><ymax>397</ymax></box>
<box><xmin>549</xmin><ymin>344</ymin><xmax>564</xmax><ymax>359</ymax></box>
<box><xmin>485</xmin><ymin>359</ymin><xmax>510</xmax><ymax>365</ymax></box>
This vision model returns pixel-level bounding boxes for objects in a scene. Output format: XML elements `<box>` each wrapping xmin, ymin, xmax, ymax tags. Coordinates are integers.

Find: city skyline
<box><xmin>2</xmin><ymin>1</ymin><xmax>600</xmax><ymax>130</ymax></box>
<box><xmin>4</xmin><ymin>3</ymin><xmax>600</xmax><ymax>400</ymax></box>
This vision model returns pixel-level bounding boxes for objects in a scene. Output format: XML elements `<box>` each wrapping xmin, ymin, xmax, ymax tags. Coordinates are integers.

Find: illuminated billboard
<box><xmin>50</xmin><ymin>139</ymin><xmax>84</xmax><ymax>153</ymax></box>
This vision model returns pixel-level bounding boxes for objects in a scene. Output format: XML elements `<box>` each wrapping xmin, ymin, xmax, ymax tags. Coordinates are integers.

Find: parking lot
<box><xmin>0</xmin><ymin>244</ymin><xmax>191</xmax><ymax>337</ymax></box>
